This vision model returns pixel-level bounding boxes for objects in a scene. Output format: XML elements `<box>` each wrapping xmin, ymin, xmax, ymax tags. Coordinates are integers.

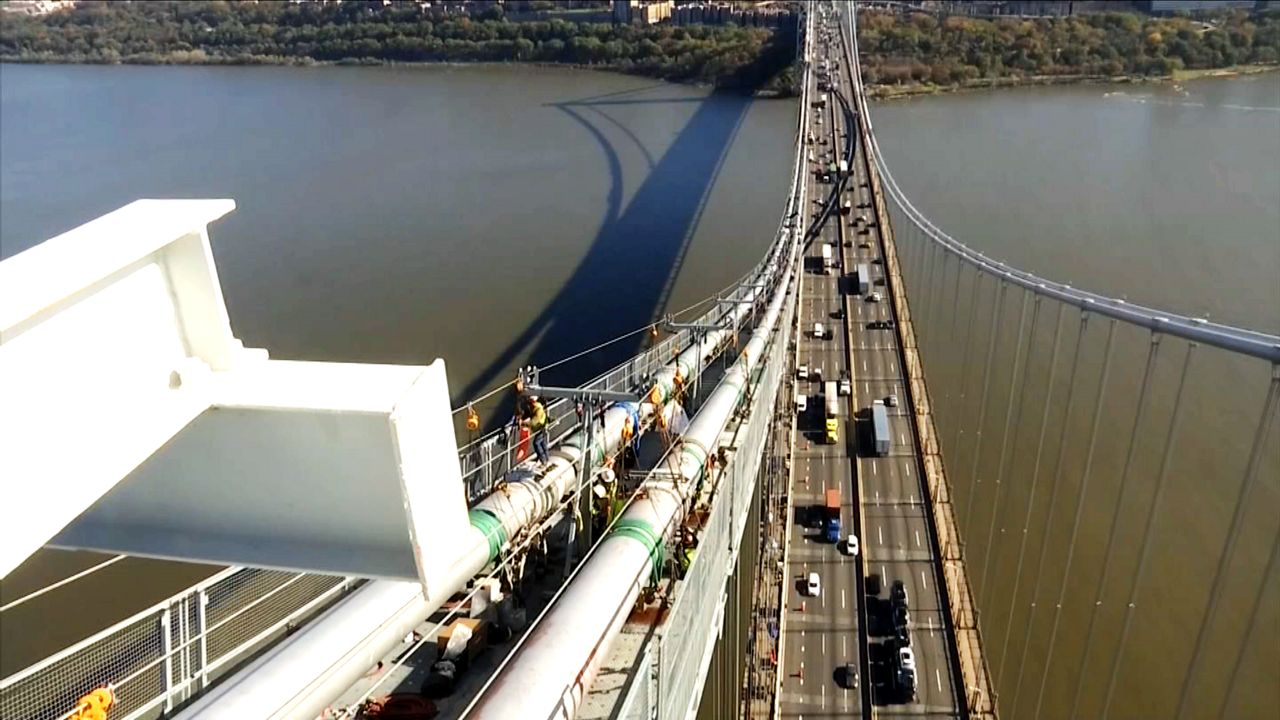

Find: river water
<box><xmin>1</xmin><ymin>63</ymin><xmax>1277</xmax><ymax>717</ymax></box>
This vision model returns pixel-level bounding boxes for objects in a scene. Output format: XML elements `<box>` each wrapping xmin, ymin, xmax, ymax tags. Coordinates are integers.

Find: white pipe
<box><xmin>468</xmin><ymin>236</ymin><xmax>801</xmax><ymax>720</ymax></box>
<box><xmin>179</xmin><ymin>12</ymin><xmax>814</xmax><ymax>716</ymax></box>
<box><xmin>176</xmin><ymin>254</ymin><xmax>783</xmax><ymax>720</ymax></box>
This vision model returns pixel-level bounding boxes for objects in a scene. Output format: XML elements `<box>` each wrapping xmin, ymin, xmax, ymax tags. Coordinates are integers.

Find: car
<box><xmin>845</xmin><ymin>534</ymin><xmax>859</xmax><ymax>556</ymax></box>
<box><xmin>839</xmin><ymin>377</ymin><xmax>851</xmax><ymax>396</ymax></box>
<box><xmin>892</xmin><ymin>604</ymin><xmax>910</xmax><ymax>630</ymax></box>
<box><xmin>891</xmin><ymin>579</ymin><xmax>908</xmax><ymax>606</ymax></box>
<box><xmin>813</xmin><ymin>322</ymin><xmax>826</xmax><ymax>339</ymax></box>
<box><xmin>797</xmin><ymin>364</ymin><xmax>809</xmax><ymax>381</ymax></box>
<box><xmin>897</xmin><ymin>647</ymin><xmax>917</xmax><ymax>696</ymax></box>
<box><xmin>841</xmin><ymin>663</ymin><xmax>859</xmax><ymax>690</ymax></box>
<box><xmin>825</xmin><ymin>417</ymin><xmax>839</xmax><ymax>444</ymax></box>
<box><xmin>806</xmin><ymin>572</ymin><xmax>822</xmax><ymax>597</ymax></box>
<box><xmin>796</xmin><ymin>393</ymin><xmax>807</xmax><ymax>414</ymax></box>
<box><xmin>868</xmin><ymin>292</ymin><xmax>882</xmax><ymax>303</ymax></box>
<box><xmin>812</xmin><ymin>366</ymin><xmax>824</xmax><ymax>381</ymax></box>
<box><xmin>886</xmin><ymin>394</ymin><xmax>899</xmax><ymax>408</ymax></box>
<box><xmin>898</xmin><ymin>646</ymin><xmax>916</xmax><ymax>672</ymax></box>
<box><xmin>831</xmin><ymin>307</ymin><xmax>845</xmax><ymax>320</ymax></box>
<box><xmin>893</xmin><ymin>626</ymin><xmax>911</xmax><ymax>648</ymax></box>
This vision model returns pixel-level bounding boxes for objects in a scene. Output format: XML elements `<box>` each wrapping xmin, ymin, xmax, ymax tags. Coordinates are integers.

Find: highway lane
<box><xmin>780</xmin><ymin>15</ymin><xmax>867</xmax><ymax>718</ymax></box>
<box><xmin>840</xmin><ymin>28</ymin><xmax>964</xmax><ymax>717</ymax></box>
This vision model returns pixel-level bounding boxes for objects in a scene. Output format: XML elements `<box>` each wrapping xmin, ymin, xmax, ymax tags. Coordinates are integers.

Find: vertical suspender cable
<box><xmin>927</xmin><ymin>251</ymin><xmax>952</xmax><ymax>363</ymax></box>
<box><xmin>1173</xmin><ymin>363</ymin><xmax>1280</xmax><ymax>719</ymax></box>
<box><xmin>919</xmin><ymin>238</ymin><xmax>940</xmax><ymax>338</ymax></box>
<box><xmin>1067</xmin><ymin>332</ymin><xmax>1163</xmax><ymax>717</ymax></box>
<box><xmin>996</xmin><ymin>301</ymin><xmax>1066</xmax><ymax>686</ymax></box>
<box><xmin>1217</xmin><ymin>531</ymin><xmax>1280</xmax><ymax>718</ymax></box>
<box><xmin>952</xmin><ymin>269</ymin><xmax>985</xmax><ymax>458</ymax></box>
<box><xmin>1011</xmin><ymin>310</ymin><xmax>1091</xmax><ymax>712</ymax></box>
<box><xmin>1032</xmin><ymin>318</ymin><xmax>1118</xmax><ymax>719</ymax></box>
<box><xmin>944</xmin><ymin>256</ymin><xmax>967</xmax><ymax>436</ymax></box>
<box><xmin>981</xmin><ymin>291</ymin><xmax>1037</xmax><ymax>599</ymax></box>
<box><xmin>1100</xmin><ymin>341</ymin><xmax>1197</xmax><ymax>719</ymax></box>
<box><xmin>963</xmin><ymin>281</ymin><xmax>1009</xmax><ymax>535</ymax></box>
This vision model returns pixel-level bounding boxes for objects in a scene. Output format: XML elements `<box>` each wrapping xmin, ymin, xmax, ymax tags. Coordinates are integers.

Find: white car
<box><xmin>898</xmin><ymin>646</ymin><xmax>916</xmax><ymax>673</ymax></box>
<box><xmin>885</xmin><ymin>394</ymin><xmax>898</xmax><ymax>408</ymax></box>
<box><xmin>806</xmin><ymin>572</ymin><xmax>822</xmax><ymax>597</ymax></box>
<box><xmin>868</xmin><ymin>292</ymin><xmax>882</xmax><ymax>303</ymax></box>
<box><xmin>796</xmin><ymin>393</ymin><xmax>808</xmax><ymax>414</ymax></box>
<box><xmin>797</xmin><ymin>364</ymin><xmax>809</xmax><ymax>381</ymax></box>
<box><xmin>845</xmin><ymin>534</ymin><xmax>859</xmax><ymax>556</ymax></box>
<box><xmin>813</xmin><ymin>322</ymin><xmax>826</xmax><ymax>339</ymax></box>
<box><xmin>839</xmin><ymin>378</ymin><xmax>851</xmax><ymax>396</ymax></box>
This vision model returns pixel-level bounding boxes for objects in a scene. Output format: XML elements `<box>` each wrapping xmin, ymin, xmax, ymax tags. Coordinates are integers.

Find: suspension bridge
<box><xmin>1</xmin><ymin>2</ymin><xmax>1277</xmax><ymax>720</ymax></box>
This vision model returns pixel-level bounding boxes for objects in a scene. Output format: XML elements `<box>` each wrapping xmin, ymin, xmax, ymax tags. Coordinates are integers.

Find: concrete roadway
<box><xmin>782</xmin><ymin>5</ymin><xmax>962</xmax><ymax>718</ymax></box>
<box><xmin>840</xmin><ymin>22</ymin><xmax>963</xmax><ymax>720</ymax></box>
<box><xmin>779</xmin><ymin>20</ymin><xmax>866</xmax><ymax>720</ymax></box>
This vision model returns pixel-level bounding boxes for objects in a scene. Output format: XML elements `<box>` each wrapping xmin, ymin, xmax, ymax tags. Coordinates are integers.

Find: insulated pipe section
<box><xmin>175</xmin><ymin>249</ymin><xmax>779</xmax><ymax>720</ymax></box>
<box><xmin>468</xmin><ymin>238</ymin><xmax>800</xmax><ymax>720</ymax></box>
<box><xmin>180</xmin><ymin>20</ymin><xmax>816</xmax><ymax>719</ymax></box>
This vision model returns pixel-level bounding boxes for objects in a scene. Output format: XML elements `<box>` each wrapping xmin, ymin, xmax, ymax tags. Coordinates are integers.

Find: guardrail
<box><xmin>0</xmin><ymin>569</ymin><xmax>357</xmax><ymax>720</ymax></box>
<box><xmin>0</xmin><ymin>8</ymin><xmax>823</xmax><ymax>720</ymax></box>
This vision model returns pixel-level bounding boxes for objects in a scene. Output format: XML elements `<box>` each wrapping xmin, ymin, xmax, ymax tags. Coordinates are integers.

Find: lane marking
<box><xmin>877</xmin><ymin>525</ymin><xmax>883</xmax><ymax>544</ymax></box>
<box><xmin>873</xmin><ymin>462</ymin><xmax>878</xmax><ymax>476</ymax></box>
<box><xmin>906</xmin><ymin>465</ymin><xmax>912</xmax><ymax>477</ymax></box>
<box><xmin>882</xmin><ymin>564</ymin><xmax>887</xmax><ymax>580</ymax></box>
<box><xmin>921</xmin><ymin>569</ymin><xmax>929</xmax><ymax>590</ymax></box>
<box><xmin>841</xmin><ymin>589</ymin><xmax>846</xmax><ymax>609</ymax></box>
<box><xmin>936</xmin><ymin>667</ymin><xmax>943</xmax><ymax>693</ymax></box>
<box><xmin>915</xmin><ymin>530</ymin><xmax>921</xmax><ymax>547</ymax></box>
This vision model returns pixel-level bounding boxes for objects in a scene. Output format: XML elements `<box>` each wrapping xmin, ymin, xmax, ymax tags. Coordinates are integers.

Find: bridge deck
<box><xmin>780</xmin><ymin>5</ymin><xmax>966</xmax><ymax>719</ymax></box>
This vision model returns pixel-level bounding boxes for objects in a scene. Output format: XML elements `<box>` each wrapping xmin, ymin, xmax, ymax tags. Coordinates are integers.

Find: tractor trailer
<box><xmin>870</xmin><ymin>400</ymin><xmax>891</xmax><ymax>457</ymax></box>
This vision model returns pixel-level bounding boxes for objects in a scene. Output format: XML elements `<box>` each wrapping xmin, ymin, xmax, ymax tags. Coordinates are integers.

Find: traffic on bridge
<box><xmin>779</xmin><ymin>4</ymin><xmax>965</xmax><ymax>718</ymax></box>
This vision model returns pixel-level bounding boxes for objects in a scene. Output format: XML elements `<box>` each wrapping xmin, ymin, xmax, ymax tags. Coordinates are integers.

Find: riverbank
<box><xmin>866</xmin><ymin>63</ymin><xmax>1279</xmax><ymax>100</ymax></box>
<box><xmin>0</xmin><ymin>2</ymin><xmax>798</xmax><ymax>96</ymax></box>
<box><xmin>0</xmin><ymin>53</ymin><xmax>800</xmax><ymax>97</ymax></box>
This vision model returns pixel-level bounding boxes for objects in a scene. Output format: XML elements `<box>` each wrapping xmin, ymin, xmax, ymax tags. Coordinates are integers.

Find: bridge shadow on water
<box><xmin>459</xmin><ymin>84</ymin><xmax>756</xmax><ymax>421</ymax></box>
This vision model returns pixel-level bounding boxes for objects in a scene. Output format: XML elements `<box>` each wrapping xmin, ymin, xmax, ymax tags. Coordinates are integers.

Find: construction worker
<box><xmin>522</xmin><ymin>395</ymin><xmax>549</xmax><ymax>467</ymax></box>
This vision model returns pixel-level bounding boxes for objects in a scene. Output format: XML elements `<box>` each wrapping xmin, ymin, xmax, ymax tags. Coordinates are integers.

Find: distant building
<box><xmin>0</xmin><ymin>0</ymin><xmax>76</xmax><ymax>15</ymax></box>
<box><xmin>672</xmin><ymin>2</ymin><xmax>796</xmax><ymax>27</ymax></box>
<box><xmin>1141</xmin><ymin>0</ymin><xmax>1256</xmax><ymax>12</ymax></box>
<box><xmin>613</xmin><ymin>0</ymin><xmax>673</xmax><ymax>24</ymax></box>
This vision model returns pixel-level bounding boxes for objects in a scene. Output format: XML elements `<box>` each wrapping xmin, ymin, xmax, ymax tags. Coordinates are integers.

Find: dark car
<box><xmin>841</xmin><ymin>663</ymin><xmax>859</xmax><ymax>689</ymax></box>
<box><xmin>891</xmin><ymin>579</ymin><xmax>908</xmax><ymax>606</ymax></box>
<box><xmin>892</xmin><ymin>604</ymin><xmax>910</xmax><ymax>631</ymax></box>
<box><xmin>894</xmin><ymin>626</ymin><xmax>912</xmax><ymax>648</ymax></box>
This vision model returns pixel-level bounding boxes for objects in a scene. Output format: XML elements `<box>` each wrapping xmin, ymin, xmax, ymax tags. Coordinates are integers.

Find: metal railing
<box><xmin>0</xmin><ymin>7</ymin><xmax>825</xmax><ymax>718</ymax></box>
<box><xmin>617</xmin><ymin>242</ymin><xmax>798</xmax><ymax>720</ymax></box>
<box><xmin>0</xmin><ymin>569</ymin><xmax>356</xmax><ymax>720</ymax></box>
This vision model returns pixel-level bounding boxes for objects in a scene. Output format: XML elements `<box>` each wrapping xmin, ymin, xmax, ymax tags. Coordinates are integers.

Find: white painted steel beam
<box><xmin>0</xmin><ymin>201</ymin><xmax>472</xmax><ymax>604</ymax></box>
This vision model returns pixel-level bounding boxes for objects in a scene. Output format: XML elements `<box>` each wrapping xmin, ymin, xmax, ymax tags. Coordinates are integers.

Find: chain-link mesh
<box><xmin>0</xmin><ymin>610</ymin><xmax>163</xmax><ymax>720</ymax></box>
<box><xmin>0</xmin><ymin>569</ymin><xmax>351</xmax><ymax>720</ymax></box>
